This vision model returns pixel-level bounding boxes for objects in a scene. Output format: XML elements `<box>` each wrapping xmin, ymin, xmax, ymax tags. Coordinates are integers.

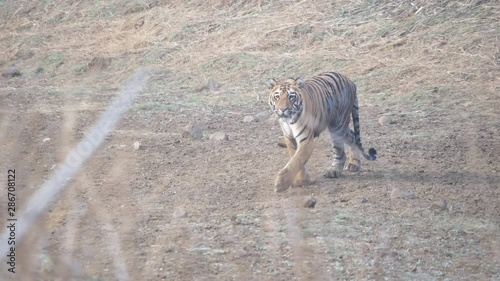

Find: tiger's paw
<box><xmin>274</xmin><ymin>168</ymin><xmax>293</xmax><ymax>192</ymax></box>
<box><xmin>292</xmin><ymin>176</ymin><xmax>311</xmax><ymax>187</ymax></box>
<box><xmin>344</xmin><ymin>162</ymin><xmax>360</xmax><ymax>172</ymax></box>
<box><xmin>323</xmin><ymin>169</ymin><xmax>341</xmax><ymax>179</ymax></box>
<box><xmin>293</xmin><ymin>168</ymin><xmax>311</xmax><ymax>187</ymax></box>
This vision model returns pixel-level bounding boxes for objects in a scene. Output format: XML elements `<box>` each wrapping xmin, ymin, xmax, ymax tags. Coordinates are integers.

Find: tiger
<box><xmin>267</xmin><ymin>72</ymin><xmax>377</xmax><ymax>192</ymax></box>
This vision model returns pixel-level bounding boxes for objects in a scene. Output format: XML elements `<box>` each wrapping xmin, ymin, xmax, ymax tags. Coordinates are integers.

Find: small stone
<box><xmin>277</xmin><ymin>137</ymin><xmax>287</xmax><ymax>148</ymax></box>
<box><xmin>42</xmin><ymin>137</ymin><xmax>51</xmax><ymax>143</ymax></box>
<box><xmin>2</xmin><ymin>68</ymin><xmax>22</xmax><ymax>78</ymax></box>
<box><xmin>209</xmin><ymin>132</ymin><xmax>229</xmax><ymax>141</ymax></box>
<box><xmin>277</xmin><ymin>140</ymin><xmax>286</xmax><ymax>148</ymax></box>
<box><xmin>360</xmin><ymin>198</ymin><xmax>368</xmax><ymax>203</ymax></box>
<box><xmin>430</xmin><ymin>200</ymin><xmax>448</xmax><ymax>212</ymax></box>
<box><xmin>181</xmin><ymin>124</ymin><xmax>203</xmax><ymax>140</ymax></box>
<box><xmin>233</xmin><ymin>250</ymin><xmax>250</xmax><ymax>259</ymax></box>
<box><xmin>449</xmin><ymin>203</ymin><xmax>465</xmax><ymax>213</ymax></box>
<box><xmin>206</xmin><ymin>78</ymin><xmax>220</xmax><ymax>91</ymax></box>
<box><xmin>303</xmin><ymin>194</ymin><xmax>317</xmax><ymax>208</ymax></box>
<box><xmin>378</xmin><ymin>115</ymin><xmax>394</xmax><ymax>126</ymax></box>
<box><xmin>390</xmin><ymin>188</ymin><xmax>401</xmax><ymax>199</ymax></box>
<box><xmin>243</xmin><ymin>115</ymin><xmax>259</xmax><ymax>123</ymax></box>
<box><xmin>173</xmin><ymin>207</ymin><xmax>187</xmax><ymax>218</ymax></box>
<box><xmin>391</xmin><ymin>188</ymin><xmax>416</xmax><ymax>200</ymax></box>
<box><xmin>401</xmin><ymin>191</ymin><xmax>416</xmax><ymax>199</ymax></box>
<box><xmin>133</xmin><ymin>141</ymin><xmax>142</xmax><ymax>150</ymax></box>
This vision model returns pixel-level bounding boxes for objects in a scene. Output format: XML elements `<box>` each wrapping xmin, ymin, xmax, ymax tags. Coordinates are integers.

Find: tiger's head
<box><xmin>267</xmin><ymin>77</ymin><xmax>305</xmax><ymax>124</ymax></box>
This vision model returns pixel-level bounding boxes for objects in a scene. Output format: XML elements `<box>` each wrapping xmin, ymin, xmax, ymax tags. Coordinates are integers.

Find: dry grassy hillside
<box><xmin>1</xmin><ymin>0</ymin><xmax>499</xmax><ymax>280</ymax></box>
<box><xmin>2</xmin><ymin>1</ymin><xmax>498</xmax><ymax>105</ymax></box>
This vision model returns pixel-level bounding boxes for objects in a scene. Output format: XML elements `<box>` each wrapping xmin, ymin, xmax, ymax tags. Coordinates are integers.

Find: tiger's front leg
<box><xmin>282</xmin><ymin>137</ymin><xmax>311</xmax><ymax>187</ymax></box>
<box><xmin>275</xmin><ymin>138</ymin><xmax>315</xmax><ymax>192</ymax></box>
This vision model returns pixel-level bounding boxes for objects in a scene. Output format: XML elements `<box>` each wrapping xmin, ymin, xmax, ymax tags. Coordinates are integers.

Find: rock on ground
<box><xmin>390</xmin><ymin>188</ymin><xmax>416</xmax><ymax>200</ymax></box>
<box><xmin>243</xmin><ymin>115</ymin><xmax>259</xmax><ymax>123</ymax></box>
<box><xmin>173</xmin><ymin>207</ymin><xmax>187</xmax><ymax>218</ymax></box>
<box><xmin>2</xmin><ymin>67</ymin><xmax>22</xmax><ymax>78</ymax></box>
<box><xmin>133</xmin><ymin>141</ymin><xmax>142</xmax><ymax>150</ymax></box>
<box><xmin>209</xmin><ymin>132</ymin><xmax>229</xmax><ymax>141</ymax></box>
<box><xmin>303</xmin><ymin>195</ymin><xmax>317</xmax><ymax>208</ymax></box>
<box><xmin>379</xmin><ymin>115</ymin><xmax>394</xmax><ymax>126</ymax></box>
<box><xmin>181</xmin><ymin>124</ymin><xmax>203</xmax><ymax>140</ymax></box>
<box><xmin>199</xmin><ymin>78</ymin><xmax>220</xmax><ymax>91</ymax></box>
<box><xmin>430</xmin><ymin>200</ymin><xmax>448</xmax><ymax>212</ymax></box>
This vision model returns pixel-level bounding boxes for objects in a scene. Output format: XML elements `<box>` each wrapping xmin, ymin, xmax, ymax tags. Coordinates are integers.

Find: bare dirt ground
<box><xmin>1</xmin><ymin>0</ymin><xmax>499</xmax><ymax>280</ymax></box>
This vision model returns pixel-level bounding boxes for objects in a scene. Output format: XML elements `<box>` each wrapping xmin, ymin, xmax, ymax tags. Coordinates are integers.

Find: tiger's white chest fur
<box><xmin>279</xmin><ymin>119</ymin><xmax>304</xmax><ymax>140</ymax></box>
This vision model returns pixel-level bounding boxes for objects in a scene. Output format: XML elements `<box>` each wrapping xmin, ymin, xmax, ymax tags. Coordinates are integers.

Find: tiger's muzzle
<box><xmin>275</xmin><ymin>108</ymin><xmax>292</xmax><ymax>118</ymax></box>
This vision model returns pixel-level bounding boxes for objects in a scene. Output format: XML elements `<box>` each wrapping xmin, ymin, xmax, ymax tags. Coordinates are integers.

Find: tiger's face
<box><xmin>267</xmin><ymin>78</ymin><xmax>304</xmax><ymax>124</ymax></box>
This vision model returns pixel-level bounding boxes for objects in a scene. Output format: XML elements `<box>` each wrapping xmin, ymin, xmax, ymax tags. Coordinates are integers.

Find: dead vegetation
<box><xmin>2</xmin><ymin>1</ymin><xmax>498</xmax><ymax>102</ymax></box>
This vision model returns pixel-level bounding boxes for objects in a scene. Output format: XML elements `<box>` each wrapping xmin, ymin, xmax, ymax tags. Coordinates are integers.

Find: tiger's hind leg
<box><xmin>324</xmin><ymin>129</ymin><xmax>346</xmax><ymax>178</ymax></box>
<box><xmin>345</xmin><ymin>129</ymin><xmax>362</xmax><ymax>172</ymax></box>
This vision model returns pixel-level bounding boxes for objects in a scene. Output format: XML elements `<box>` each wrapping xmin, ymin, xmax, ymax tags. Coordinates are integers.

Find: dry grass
<box><xmin>2</xmin><ymin>0</ymin><xmax>498</xmax><ymax>111</ymax></box>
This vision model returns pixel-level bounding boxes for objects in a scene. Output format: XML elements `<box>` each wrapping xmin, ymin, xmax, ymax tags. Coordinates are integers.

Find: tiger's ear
<box><xmin>266</xmin><ymin>78</ymin><xmax>277</xmax><ymax>89</ymax></box>
<box><xmin>295</xmin><ymin>77</ymin><xmax>305</xmax><ymax>88</ymax></box>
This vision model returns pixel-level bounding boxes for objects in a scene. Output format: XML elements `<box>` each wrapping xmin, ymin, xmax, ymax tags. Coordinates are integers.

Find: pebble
<box><xmin>209</xmin><ymin>132</ymin><xmax>229</xmax><ymax>141</ymax></box>
<box><xmin>181</xmin><ymin>124</ymin><xmax>203</xmax><ymax>140</ymax></box>
<box><xmin>303</xmin><ymin>194</ymin><xmax>317</xmax><ymax>208</ymax></box>
<box><xmin>133</xmin><ymin>141</ymin><xmax>142</xmax><ymax>150</ymax></box>
<box><xmin>173</xmin><ymin>207</ymin><xmax>187</xmax><ymax>218</ymax></box>
<box><xmin>277</xmin><ymin>137</ymin><xmax>287</xmax><ymax>148</ymax></box>
<box><xmin>243</xmin><ymin>115</ymin><xmax>259</xmax><ymax>123</ymax></box>
<box><xmin>378</xmin><ymin>115</ymin><xmax>394</xmax><ymax>126</ymax></box>
<box><xmin>391</xmin><ymin>188</ymin><xmax>416</xmax><ymax>200</ymax></box>
<box><xmin>430</xmin><ymin>200</ymin><xmax>448</xmax><ymax>212</ymax></box>
<box><xmin>449</xmin><ymin>203</ymin><xmax>465</xmax><ymax>213</ymax></box>
<box><xmin>2</xmin><ymin>67</ymin><xmax>22</xmax><ymax>78</ymax></box>
<box><xmin>206</xmin><ymin>78</ymin><xmax>220</xmax><ymax>91</ymax></box>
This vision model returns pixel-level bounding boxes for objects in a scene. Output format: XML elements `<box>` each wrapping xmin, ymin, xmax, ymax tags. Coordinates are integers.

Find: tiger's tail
<box><xmin>352</xmin><ymin>90</ymin><xmax>377</xmax><ymax>161</ymax></box>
